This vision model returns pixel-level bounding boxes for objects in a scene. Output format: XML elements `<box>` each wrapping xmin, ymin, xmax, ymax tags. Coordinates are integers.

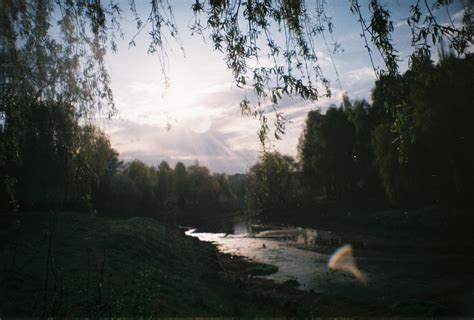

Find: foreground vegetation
<box><xmin>1</xmin><ymin>211</ymin><xmax>390</xmax><ymax>317</ymax></box>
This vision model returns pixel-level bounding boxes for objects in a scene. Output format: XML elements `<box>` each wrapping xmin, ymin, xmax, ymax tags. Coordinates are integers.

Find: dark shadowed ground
<box><xmin>0</xmin><ymin>211</ymin><xmax>389</xmax><ymax>317</ymax></box>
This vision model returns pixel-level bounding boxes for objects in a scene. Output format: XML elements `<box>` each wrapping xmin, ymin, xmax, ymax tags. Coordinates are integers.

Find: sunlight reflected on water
<box><xmin>185</xmin><ymin>225</ymin><xmax>366</xmax><ymax>291</ymax></box>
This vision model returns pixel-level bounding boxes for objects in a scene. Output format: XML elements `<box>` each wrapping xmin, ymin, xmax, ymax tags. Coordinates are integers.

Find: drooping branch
<box><xmin>1</xmin><ymin>0</ymin><xmax>471</xmax><ymax>139</ymax></box>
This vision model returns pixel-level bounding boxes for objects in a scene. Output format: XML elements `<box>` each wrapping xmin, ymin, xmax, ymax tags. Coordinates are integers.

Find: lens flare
<box><xmin>328</xmin><ymin>244</ymin><xmax>367</xmax><ymax>283</ymax></box>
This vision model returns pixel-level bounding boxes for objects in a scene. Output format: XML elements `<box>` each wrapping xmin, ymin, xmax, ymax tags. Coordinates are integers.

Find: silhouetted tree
<box><xmin>298</xmin><ymin>107</ymin><xmax>356</xmax><ymax>201</ymax></box>
<box><xmin>188</xmin><ymin>162</ymin><xmax>219</xmax><ymax>210</ymax></box>
<box><xmin>2</xmin><ymin>0</ymin><xmax>470</xmax><ymax>145</ymax></box>
<box><xmin>174</xmin><ymin>162</ymin><xmax>189</xmax><ymax>210</ymax></box>
<box><xmin>372</xmin><ymin>53</ymin><xmax>474</xmax><ymax>206</ymax></box>
<box><xmin>155</xmin><ymin>161</ymin><xmax>176</xmax><ymax>210</ymax></box>
<box><xmin>75</xmin><ymin>125</ymin><xmax>121</xmax><ymax>211</ymax></box>
<box><xmin>246</xmin><ymin>152</ymin><xmax>298</xmax><ymax>215</ymax></box>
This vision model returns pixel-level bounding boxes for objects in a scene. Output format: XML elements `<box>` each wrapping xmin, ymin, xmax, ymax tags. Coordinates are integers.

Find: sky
<box><xmin>101</xmin><ymin>0</ymin><xmax>467</xmax><ymax>174</ymax></box>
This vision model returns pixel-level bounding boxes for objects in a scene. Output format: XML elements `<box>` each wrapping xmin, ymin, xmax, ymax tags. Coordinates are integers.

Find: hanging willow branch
<box><xmin>1</xmin><ymin>0</ymin><xmax>472</xmax><ymax>140</ymax></box>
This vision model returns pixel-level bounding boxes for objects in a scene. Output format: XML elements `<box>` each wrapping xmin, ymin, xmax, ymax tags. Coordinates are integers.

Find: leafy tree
<box><xmin>1</xmin><ymin>0</ymin><xmax>117</xmax><ymax>207</ymax></box>
<box><xmin>213</xmin><ymin>173</ymin><xmax>237</xmax><ymax>209</ymax></box>
<box><xmin>155</xmin><ymin>161</ymin><xmax>176</xmax><ymax>210</ymax></box>
<box><xmin>16</xmin><ymin>101</ymin><xmax>79</xmax><ymax>209</ymax></box>
<box><xmin>346</xmin><ymin>99</ymin><xmax>386</xmax><ymax>204</ymax></box>
<box><xmin>187</xmin><ymin>162</ymin><xmax>220</xmax><ymax>210</ymax></box>
<box><xmin>371</xmin><ymin>123</ymin><xmax>413</xmax><ymax>205</ymax></box>
<box><xmin>0</xmin><ymin>1</ymin><xmax>115</xmax><ymax>116</ymax></box>
<box><xmin>372</xmin><ymin>53</ymin><xmax>474</xmax><ymax>206</ymax></box>
<box><xmin>174</xmin><ymin>162</ymin><xmax>189</xmax><ymax>209</ymax></box>
<box><xmin>1</xmin><ymin>0</ymin><xmax>472</xmax><ymax>215</ymax></box>
<box><xmin>75</xmin><ymin>125</ymin><xmax>121</xmax><ymax>212</ymax></box>
<box><xmin>123</xmin><ymin>160</ymin><xmax>158</xmax><ymax>213</ymax></box>
<box><xmin>2</xmin><ymin>0</ymin><xmax>470</xmax><ymax>144</ymax></box>
<box><xmin>190</xmin><ymin>0</ymin><xmax>472</xmax><ymax>142</ymax></box>
<box><xmin>298</xmin><ymin>107</ymin><xmax>356</xmax><ymax>200</ymax></box>
<box><xmin>246</xmin><ymin>152</ymin><xmax>298</xmax><ymax>215</ymax></box>
<box><xmin>297</xmin><ymin>110</ymin><xmax>325</xmax><ymax>198</ymax></box>
<box><xmin>0</xmin><ymin>100</ymin><xmax>120</xmax><ymax>212</ymax></box>
<box><xmin>105</xmin><ymin>173</ymin><xmax>142</xmax><ymax>216</ymax></box>
<box><xmin>228</xmin><ymin>173</ymin><xmax>247</xmax><ymax>210</ymax></box>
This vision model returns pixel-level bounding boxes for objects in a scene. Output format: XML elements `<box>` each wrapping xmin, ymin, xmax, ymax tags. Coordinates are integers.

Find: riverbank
<box><xmin>251</xmin><ymin>205</ymin><xmax>473</xmax><ymax>315</ymax></box>
<box><xmin>1</xmin><ymin>211</ymin><xmax>388</xmax><ymax>317</ymax></box>
<box><xmin>258</xmin><ymin>205</ymin><xmax>474</xmax><ymax>254</ymax></box>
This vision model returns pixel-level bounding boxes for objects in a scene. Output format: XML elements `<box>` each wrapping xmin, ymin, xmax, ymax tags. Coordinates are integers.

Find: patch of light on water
<box><xmin>185</xmin><ymin>227</ymin><xmax>332</xmax><ymax>289</ymax></box>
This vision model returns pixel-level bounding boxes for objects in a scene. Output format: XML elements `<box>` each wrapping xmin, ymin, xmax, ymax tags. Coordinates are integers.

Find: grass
<box><xmin>0</xmin><ymin>211</ymin><xmax>240</xmax><ymax>316</ymax></box>
<box><xmin>0</xmin><ymin>210</ymin><xmax>383</xmax><ymax>317</ymax></box>
<box><xmin>246</xmin><ymin>263</ymin><xmax>279</xmax><ymax>276</ymax></box>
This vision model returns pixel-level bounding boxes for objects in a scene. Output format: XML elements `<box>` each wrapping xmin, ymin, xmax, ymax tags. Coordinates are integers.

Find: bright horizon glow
<box><xmin>100</xmin><ymin>1</ymin><xmax>468</xmax><ymax>174</ymax></box>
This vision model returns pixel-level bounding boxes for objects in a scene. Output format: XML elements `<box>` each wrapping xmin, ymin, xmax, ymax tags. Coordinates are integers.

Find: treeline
<box><xmin>0</xmin><ymin>100</ymin><xmax>119</xmax><ymax>212</ymax></box>
<box><xmin>0</xmin><ymin>98</ymin><xmax>244</xmax><ymax>218</ymax></box>
<box><xmin>102</xmin><ymin>160</ymin><xmax>245</xmax><ymax>218</ymax></box>
<box><xmin>246</xmin><ymin>53</ymin><xmax>474</xmax><ymax>214</ymax></box>
<box><xmin>2</xmin><ymin>54</ymin><xmax>472</xmax><ymax>218</ymax></box>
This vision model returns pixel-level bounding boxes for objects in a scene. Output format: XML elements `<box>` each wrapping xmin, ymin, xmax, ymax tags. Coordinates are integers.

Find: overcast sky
<box><xmin>101</xmin><ymin>0</ymin><xmax>467</xmax><ymax>174</ymax></box>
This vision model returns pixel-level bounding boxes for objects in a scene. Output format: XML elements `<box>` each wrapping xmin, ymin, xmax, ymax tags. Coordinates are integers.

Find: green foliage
<box><xmin>100</xmin><ymin>160</ymin><xmax>243</xmax><ymax>218</ymax></box>
<box><xmin>0</xmin><ymin>0</ymin><xmax>121</xmax><ymax>210</ymax></box>
<box><xmin>246</xmin><ymin>152</ymin><xmax>299</xmax><ymax>215</ymax></box>
<box><xmin>1</xmin><ymin>1</ymin><xmax>472</xmax><ymax>215</ymax></box>
<box><xmin>4</xmin><ymin>1</ymin><xmax>470</xmax><ymax>144</ymax></box>
<box><xmin>372</xmin><ymin>53</ymin><xmax>474</xmax><ymax>206</ymax></box>
<box><xmin>0</xmin><ymin>98</ymin><xmax>242</xmax><ymax>216</ymax></box>
<box><xmin>371</xmin><ymin>123</ymin><xmax>412</xmax><ymax>205</ymax></box>
<box><xmin>75</xmin><ymin>125</ymin><xmax>121</xmax><ymax>211</ymax></box>
<box><xmin>245</xmin><ymin>263</ymin><xmax>278</xmax><ymax>276</ymax></box>
<box><xmin>187</xmin><ymin>163</ymin><xmax>218</xmax><ymax>209</ymax></box>
<box><xmin>155</xmin><ymin>161</ymin><xmax>176</xmax><ymax>210</ymax></box>
<box><xmin>298</xmin><ymin>103</ymin><xmax>382</xmax><ymax>204</ymax></box>
<box><xmin>105</xmin><ymin>173</ymin><xmax>142</xmax><ymax>216</ymax></box>
<box><xmin>0</xmin><ymin>211</ymin><xmax>273</xmax><ymax>316</ymax></box>
<box><xmin>293</xmin><ymin>54</ymin><xmax>473</xmax><ymax>209</ymax></box>
<box><xmin>303</xmin><ymin>107</ymin><xmax>356</xmax><ymax>200</ymax></box>
<box><xmin>0</xmin><ymin>100</ymin><xmax>119</xmax><ymax>211</ymax></box>
<box><xmin>176</xmin><ymin>162</ymin><xmax>239</xmax><ymax>211</ymax></box>
<box><xmin>0</xmin><ymin>0</ymin><xmax>116</xmax><ymax>118</ymax></box>
<box><xmin>174</xmin><ymin>162</ymin><xmax>189</xmax><ymax>209</ymax></box>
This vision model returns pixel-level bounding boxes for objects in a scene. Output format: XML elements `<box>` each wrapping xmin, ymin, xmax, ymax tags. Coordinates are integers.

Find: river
<box><xmin>184</xmin><ymin>215</ymin><xmax>473</xmax><ymax>312</ymax></box>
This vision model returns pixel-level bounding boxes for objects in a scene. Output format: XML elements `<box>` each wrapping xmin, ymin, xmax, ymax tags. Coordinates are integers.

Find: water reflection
<box><xmin>185</xmin><ymin>227</ymin><xmax>331</xmax><ymax>290</ymax></box>
<box><xmin>233</xmin><ymin>220</ymin><xmax>251</xmax><ymax>235</ymax></box>
<box><xmin>254</xmin><ymin>228</ymin><xmax>319</xmax><ymax>246</ymax></box>
<box><xmin>185</xmin><ymin>219</ymin><xmax>362</xmax><ymax>293</ymax></box>
<box><xmin>184</xmin><ymin>216</ymin><xmax>472</xmax><ymax>310</ymax></box>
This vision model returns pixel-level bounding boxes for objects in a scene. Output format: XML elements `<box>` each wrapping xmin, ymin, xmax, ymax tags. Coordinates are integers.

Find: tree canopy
<box><xmin>1</xmin><ymin>1</ymin><xmax>472</xmax><ymax>212</ymax></box>
<box><xmin>1</xmin><ymin>0</ymin><xmax>472</xmax><ymax>141</ymax></box>
<box><xmin>296</xmin><ymin>53</ymin><xmax>474</xmax><ymax>208</ymax></box>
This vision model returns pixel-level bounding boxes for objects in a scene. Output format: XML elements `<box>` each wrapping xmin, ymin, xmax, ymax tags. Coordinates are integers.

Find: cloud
<box><xmin>102</xmin><ymin>115</ymin><xmax>261</xmax><ymax>173</ymax></box>
<box><xmin>344</xmin><ymin>67</ymin><xmax>376</xmax><ymax>84</ymax></box>
<box><xmin>452</xmin><ymin>8</ymin><xmax>465</xmax><ymax>21</ymax></box>
<box><xmin>103</xmin><ymin>10</ymin><xmax>380</xmax><ymax>174</ymax></box>
<box><xmin>127</xmin><ymin>81</ymin><xmax>162</xmax><ymax>94</ymax></box>
<box><xmin>110</xmin><ymin>76</ymin><xmax>364</xmax><ymax>172</ymax></box>
<box><xmin>394</xmin><ymin>20</ymin><xmax>408</xmax><ymax>28</ymax></box>
<box><xmin>106</xmin><ymin>64</ymin><xmax>375</xmax><ymax>173</ymax></box>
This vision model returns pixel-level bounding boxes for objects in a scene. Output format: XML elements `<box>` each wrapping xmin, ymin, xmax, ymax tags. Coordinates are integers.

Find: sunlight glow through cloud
<box><xmin>100</xmin><ymin>1</ymin><xmax>467</xmax><ymax>173</ymax></box>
